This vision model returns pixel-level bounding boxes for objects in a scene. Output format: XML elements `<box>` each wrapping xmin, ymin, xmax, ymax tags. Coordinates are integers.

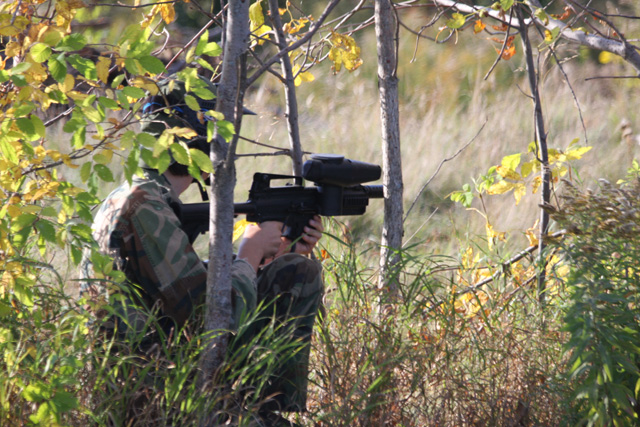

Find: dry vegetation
<box><xmin>10</xmin><ymin>3</ymin><xmax>640</xmax><ymax>426</ymax></box>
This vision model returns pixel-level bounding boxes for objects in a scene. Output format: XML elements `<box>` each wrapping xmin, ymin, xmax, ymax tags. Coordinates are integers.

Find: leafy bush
<box><xmin>552</xmin><ymin>178</ymin><xmax>640</xmax><ymax>426</ymax></box>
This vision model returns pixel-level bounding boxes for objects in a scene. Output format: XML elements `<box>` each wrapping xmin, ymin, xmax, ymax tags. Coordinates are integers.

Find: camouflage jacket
<box><xmin>85</xmin><ymin>169</ymin><xmax>256</xmax><ymax>328</ymax></box>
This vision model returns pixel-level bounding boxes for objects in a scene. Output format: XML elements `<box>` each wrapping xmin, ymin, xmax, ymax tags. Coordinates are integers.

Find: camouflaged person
<box><xmin>80</xmin><ymin>75</ymin><xmax>324</xmax><ymax>419</ymax></box>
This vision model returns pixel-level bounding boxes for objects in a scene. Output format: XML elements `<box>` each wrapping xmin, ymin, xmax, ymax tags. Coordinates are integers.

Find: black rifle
<box><xmin>179</xmin><ymin>155</ymin><xmax>384</xmax><ymax>243</ymax></box>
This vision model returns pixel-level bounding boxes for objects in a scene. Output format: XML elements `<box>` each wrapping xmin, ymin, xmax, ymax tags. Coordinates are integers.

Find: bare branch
<box><xmin>404</xmin><ymin>119</ymin><xmax>486</xmax><ymax>223</ymax></box>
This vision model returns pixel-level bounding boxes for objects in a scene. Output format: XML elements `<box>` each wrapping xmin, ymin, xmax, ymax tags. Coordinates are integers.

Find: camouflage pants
<box><xmin>231</xmin><ymin>253</ymin><xmax>324</xmax><ymax>412</ymax></box>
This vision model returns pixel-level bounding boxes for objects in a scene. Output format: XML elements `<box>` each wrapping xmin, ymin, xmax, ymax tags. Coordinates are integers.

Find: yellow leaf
<box><xmin>520</xmin><ymin>160</ymin><xmax>537</xmax><ymax>178</ymax></box>
<box><xmin>62</xmin><ymin>155</ymin><xmax>79</xmax><ymax>169</ymax></box>
<box><xmin>513</xmin><ymin>182</ymin><xmax>526</xmax><ymax>205</ymax></box>
<box><xmin>292</xmin><ymin>64</ymin><xmax>314</xmax><ymax>86</ymax></box>
<box><xmin>544</xmin><ymin>29</ymin><xmax>553</xmax><ymax>43</ymax></box>
<box><xmin>61</xmin><ymin>74</ymin><xmax>75</xmax><ymax>93</ymax></box>
<box><xmin>531</xmin><ymin>176</ymin><xmax>542</xmax><ymax>194</ymax></box>
<box><xmin>158</xmin><ymin>4</ymin><xmax>176</xmax><ymax>24</ymax></box>
<box><xmin>487</xmin><ymin>180</ymin><xmax>515</xmax><ymax>195</ymax></box>
<box><xmin>249</xmin><ymin>1</ymin><xmax>265</xmax><ymax>29</ymax></box>
<box><xmin>486</xmin><ymin>222</ymin><xmax>505</xmax><ymax>251</ymax></box>
<box><xmin>474</xmin><ymin>20</ymin><xmax>486</xmax><ymax>34</ymax></box>
<box><xmin>251</xmin><ymin>24</ymin><xmax>272</xmax><ymax>46</ymax></box>
<box><xmin>599</xmin><ymin>51</ymin><xmax>614</xmax><ymax>64</ymax></box>
<box><xmin>131</xmin><ymin>76</ymin><xmax>159</xmax><ymax>95</ymax></box>
<box><xmin>5</xmin><ymin>41</ymin><xmax>20</xmax><ymax>58</ymax></box>
<box><xmin>328</xmin><ymin>32</ymin><xmax>363</xmax><ymax>73</ymax></box>
<box><xmin>565</xmin><ymin>145</ymin><xmax>592</xmax><ymax>161</ymax></box>
<box><xmin>501</xmin><ymin>152</ymin><xmax>521</xmax><ymax>170</ymax></box>
<box><xmin>496</xmin><ymin>165</ymin><xmax>521</xmax><ymax>181</ymax></box>
<box><xmin>7</xmin><ymin>205</ymin><xmax>21</xmax><ymax>219</ymax></box>
<box><xmin>233</xmin><ymin>219</ymin><xmax>256</xmax><ymax>242</ymax></box>
<box><xmin>167</xmin><ymin>126</ymin><xmax>198</xmax><ymax>139</ymax></box>
<box><xmin>97</xmin><ymin>56</ymin><xmax>111</xmax><ymax>84</ymax></box>
<box><xmin>461</xmin><ymin>246</ymin><xmax>474</xmax><ymax>269</ymax></box>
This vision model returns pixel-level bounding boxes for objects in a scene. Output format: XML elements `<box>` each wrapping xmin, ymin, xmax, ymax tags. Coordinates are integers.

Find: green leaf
<box><xmin>31</xmin><ymin>115</ymin><xmax>45</xmax><ymax>138</ymax></box>
<box><xmin>57</xmin><ymin>33</ymin><xmax>87</xmax><ymax>51</ymax></box>
<box><xmin>97</xmin><ymin>96</ymin><xmax>120</xmax><ymax>110</ymax></box>
<box><xmin>202</xmin><ymin>42</ymin><xmax>222</xmax><ymax>57</ymax></box>
<box><xmin>535</xmin><ymin>8</ymin><xmax>549</xmax><ymax>25</ymax></box>
<box><xmin>11</xmin><ymin>213</ymin><xmax>37</xmax><ymax>232</ymax></box>
<box><xmin>140</xmin><ymin>148</ymin><xmax>157</xmax><ymax>169</ymax></box>
<box><xmin>23</xmin><ymin>383</ymin><xmax>51</xmax><ymax>402</ymax></box>
<box><xmin>136</xmin><ymin>132</ymin><xmax>157</xmax><ymax>148</ymax></box>
<box><xmin>72</xmin><ymin>127</ymin><xmax>86</xmax><ymax>148</ymax></box>
<box><xmin>51</xmin><ymin>391</ymin><xmax>78</xmax><ymax>413</ymax></box>
<box><xmin>93</xmin><ymin>164</ymin><xmax>114</xmax><ymax>182</ymax></box>
<box><xmin>67</xmin><ymin>54</ymin><xmax>97</xmax><ymax>80</ymax></box>
<box><xmin>82</xmin><ymin>105</ymin><xmax>104</xmax><ymax>123</ymax></box>
<box><xmin>0</xmin><ymin>138</ymin><xmax>18</xmax><ymax>164</ymax></box>
<box><xmin>500</xmin><ymin>0</ymin><xmax>514</xmax><ymax>10</ymax></box>
<box><xmin>35</xmin><ymin>219</ymin><xmax>57</xmax><ymax>243</ymax></box>
<box><xmin>207</xmin><ymin>120</ymin><xmax>215</xmax><ymax>142</ymax></box>
<box><xmin>138</xmin><ymin>55</ymin><xmax>166</xmax><ymax>74</ymax></box>
<box><xmin>191</xmin><ymin>86</ymin><xmax>215</xmax><ymax>100</ymax></box>
<box><xmin>184</xmin><ymin>95</ymin><xmax>200</xmax><ymax>112</ymax></box>
<box><xmin>11</xmin><ymin>62</ymin><xmax>31</xmax><ymax>75</ymax></box>
<box><xmin>30</xmin><ymin>43</ymin><xmax>51</xmax><ymax>63</ymax></box>
<box><xmin>70</xmin><ymin>224</ymin><xmax>94</xmax><ymax>241</ymax></box>
<box><xmin>11</xmin><ymin>74</ymin><xmax>28</xmax><ymax>87</ymax></box>
<box><xmin>14</xmin><ymin>283</ymin><xmax>34</xmax><ymax>307</ymax></box>
<box><xmin>116</xmin><ymin>90</ymin><xmax>131</xmax><ymax>109</ymax></box>
<box><xmin>0</xmin><ymin>301</ymin><xmax>11</xmax><ymax>317</ymax></box>
<box><xmin>29</xmin><ymin>401</ymin><xmax>52</xmax><ymax>424</ymax></box>
<box><xmin>124</xmin><ymin>58</ymin><xmax>142</xmax><ymax>75</ymax></box>
<box><xmin>15</xmin><ymin>102</ymin><xmax>34</xmax><ymax>117</ymax></box>
<box><xmin>156</xmin><ymin>151</ymin><xmax>171</xmax><ymax>174</ymax></box>
<box><xmin>16</xmin><ymin>117</ymin><xmax>36</xmax><ymax>139</ymax></box>
<box><xmin>122</xmin><ymin>86</ymin><xmax>145</xmax><ymax>99</ymax></box>
<box><xmin>446</xmin><ymin>13</ymin><xmax>466</xmax><ymax>30</ymax></box>
<box><xmin>190</xmin><ymin>148</ymin><xmax>213</xmax><ymax>173</ymax></box>
<box><xmin>216</xmin><ymin>120</ymin><xmax>235</xmax><ymax>142</ymax></box>
<box><xmin>170</xmin><ymin>142</ymin><xmax>190</xmax><ymax>165</ymax></box>
<box><xmin>196</xmin><ymin>57</ymin><xmax>215</xmax><ymax>72</ymax></box>
<box><xmin>80</xmin><ymin>162</ymin><xmax>92</xmax><ymax>182</ymax></box>
<box><xmin>195</xmin><ymin>30</ymin><xmax>209</xmax><ymax>56</ymax></box>
<box><xmin>48</xmin><ymin>55</ymin><xmax>67</xmax><ymax>82</ymax></box>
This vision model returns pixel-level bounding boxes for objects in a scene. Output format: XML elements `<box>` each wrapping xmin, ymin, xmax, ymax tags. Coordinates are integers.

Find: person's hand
<box><xmin>237</xmin><ymin>221</ymin><xmax>284</xmax><ymax>272</ymax></box>
<box><xmin>276</xmin><ymin>215</ymin><xmax>324</xmax><ymax>257</ymax></box>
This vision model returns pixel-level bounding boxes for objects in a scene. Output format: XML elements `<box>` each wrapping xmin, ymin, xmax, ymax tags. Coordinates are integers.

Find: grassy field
<box><xmin>229</xmin><ymin>9</ymin><xmax>640</xmax><ymax>259</ymax></box>
<box><xmin>26</xmin><ymin>4</ymin><xmax>640</xmax><ymax>425</ymax></box>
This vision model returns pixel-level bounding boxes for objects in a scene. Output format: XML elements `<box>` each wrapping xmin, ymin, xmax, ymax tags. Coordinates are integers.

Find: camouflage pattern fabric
<box><xmin>234</xmin><ymin>253</ymin><xmax>324</xmax><ymax>412</ymax></box>
<box><xmin>82</xmin><ymin>169</ymin><xmax>324</xmax><ymax>412</ymax></box>
<box><xmin>83</xmin><ymin>169</ymin><xmax>208</xmax><ymax>331</ymax></box>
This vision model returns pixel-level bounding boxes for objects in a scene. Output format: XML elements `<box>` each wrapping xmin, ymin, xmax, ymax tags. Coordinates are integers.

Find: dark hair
<box><xmin>167</xmin><ymin>161</ymin><xmax>191</xmax><ymax>177</ymax></box>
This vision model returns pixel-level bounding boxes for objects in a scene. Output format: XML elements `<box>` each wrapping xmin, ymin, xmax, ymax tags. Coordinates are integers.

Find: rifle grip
<box><xmin>282</xmin><ymin>215</ymin><xmax>312</xmax><ymax>242</ymax></box>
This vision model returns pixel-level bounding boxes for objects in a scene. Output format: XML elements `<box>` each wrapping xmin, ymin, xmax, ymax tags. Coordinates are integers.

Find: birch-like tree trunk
<box><xmin>375</xmin><ymin>0</ymin><xmax>403</xmax><ymax>295</ymax></box>
<box><xmin>201</xmin><ymin>0</ymin><xmax>250</xmax><ymax>381</ymax></box>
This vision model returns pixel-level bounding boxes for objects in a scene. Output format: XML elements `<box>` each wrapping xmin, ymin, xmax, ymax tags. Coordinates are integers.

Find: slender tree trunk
<box><xmin>375</xmin><ymin>0</ymin><xmax>403</xmax><ymax>296</ymax></box>
<box><xmin>516</xmin><ymin>5</ymin><xmax>550</xmax><ymax>303</ymax></box>
<box><xmin>267</xmin><ymin>0</ymin><xmax>304</xmax><ymax>175</ymax></box>
<box><xmin>201</xmin><ymin>0</ymin><xmax>250</xmax><ymax>382</ymax></box>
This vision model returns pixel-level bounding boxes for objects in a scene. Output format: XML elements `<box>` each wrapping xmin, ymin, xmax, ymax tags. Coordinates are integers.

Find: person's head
<box><xmin>139</xmin><ymin>75</ymin><xmax>254</xmax><ymax>179</ymax></box>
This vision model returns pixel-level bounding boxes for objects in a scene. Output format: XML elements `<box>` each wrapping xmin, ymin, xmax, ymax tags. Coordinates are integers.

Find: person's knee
<box><xmin>262</xmin><ymin>254</ymin><xmax>324</xmax><ymax>298</ymax></box>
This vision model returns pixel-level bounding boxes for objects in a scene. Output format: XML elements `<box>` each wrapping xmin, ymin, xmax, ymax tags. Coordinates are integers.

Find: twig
<box><xmin>483</xmin><ymin>12</ymin><xmax>515</xmax><ymax>81</ymax></box>
<box><xmin>403</xmin><ymin>119</ymin><xmax>487</xmax><ymax>223</ymax></box>
<box><xmin>428</xmin><ymin>230</ymin><xmax>565</xmax><ymax>313</ymax></box>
